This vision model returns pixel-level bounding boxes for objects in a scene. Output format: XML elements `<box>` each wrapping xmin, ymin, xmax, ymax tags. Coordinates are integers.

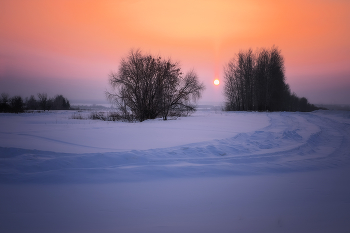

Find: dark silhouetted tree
<box><xmin>37</xmin><ymin>93</ymin><xmax>49</xmax><ymax>111</ymax></box>
<box><xmin>9</xmin><ymin>96</ymin><xmax>24</xmax><ymax>113</ymax></box>
<box><xmin>267</xmin><ymin>47</ymin><xmax>287</xmax><ymax>111</ymax></box>
<box><xmin>25</xmin><ymin>95</ymin><xmax>38</xmax><ymax>110</ymax></box>
<box><xmin>106</xmin><ymin>49</ymin><xmax>205</xmax><ymax>121</ymax></box>
<box><xmin>0</xmin><ymin>93</ymin><xmax>10</xmax><ymax>112</ymax></box>
<box><xmin>52</xmin><ymin>95</ymin><xmax>70</xmax><ymax>110</ymax></box>
<box><xmin>253</xmin><ymin>48</ymin><xmax>270</xmax><ymax>111</ymax></box>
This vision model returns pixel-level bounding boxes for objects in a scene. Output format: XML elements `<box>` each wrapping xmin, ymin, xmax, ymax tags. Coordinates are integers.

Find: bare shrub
<box><xmin>71</xmin><ymin>112</ymin><xmax>85</xmax><ymax>120</ymax></box>
<box><xmin>89</xmin><ymin>111</ymin><xmax>107</xmax><ymax>121</ymax></box>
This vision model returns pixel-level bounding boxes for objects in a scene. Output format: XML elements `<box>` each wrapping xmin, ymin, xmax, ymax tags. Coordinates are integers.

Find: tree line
<box><xmin>106</xmin><ymin>49</ymin><xmax>205</xmax><ymax>122</ymax></box>
<box><xmin>0</xmin><ymin>93</ymin><xmax>71</xmax><ymax>113</ymax></box>
<box><xmin>2</xmin><ymin>47</ymin><xmax>319</xmax><ymax>116</ymax></box>
<box><xmin>223</xmin><ymin>46</ymin><xmax>319</xmax><ymax>112</ymax></box>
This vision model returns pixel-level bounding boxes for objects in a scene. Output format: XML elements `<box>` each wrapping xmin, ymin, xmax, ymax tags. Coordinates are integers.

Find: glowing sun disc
<box><xmin>214</xmin><ymin>79</ymin><xmax>220</xmax><ymax>85</ymax></box>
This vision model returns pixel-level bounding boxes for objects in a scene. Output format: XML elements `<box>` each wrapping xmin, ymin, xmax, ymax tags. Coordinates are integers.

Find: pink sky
<box><xmin>1</xmin><ymin>0</ymin><xmax>349</xmax><ymax>105</ymax></box>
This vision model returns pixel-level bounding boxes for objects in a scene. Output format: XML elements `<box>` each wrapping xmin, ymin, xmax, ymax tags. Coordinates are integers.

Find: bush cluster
<box><xmin>70</xmin><ymin>111</ymin><xmax>131</xmax><ymax>122</ymax></box>
<box><xmin>89</xmin><ymin>111</ymin><xmax>127</xmax><ymax>121</ymax></box>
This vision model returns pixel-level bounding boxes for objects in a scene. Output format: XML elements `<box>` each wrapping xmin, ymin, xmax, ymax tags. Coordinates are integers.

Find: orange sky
<box><xmin>1</xmin><ymin>0</ymin><xmax>349</xmax><ymax>104</ymax></box>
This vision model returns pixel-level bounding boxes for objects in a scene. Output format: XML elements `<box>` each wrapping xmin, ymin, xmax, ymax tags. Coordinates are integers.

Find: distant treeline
<box><xmin>224</xmin><ymin>46</ymin><xmax>320</xmax><ymax>112</ymax></box>
<box><xmin>0</xmin><ymin>93</ymin><xmax>70</xmax><ymax>113</ymax></box>
<box><xmin>315</xmin><ymin>104</ymin><xmax>349</xmax><ymax>111</ymax></box>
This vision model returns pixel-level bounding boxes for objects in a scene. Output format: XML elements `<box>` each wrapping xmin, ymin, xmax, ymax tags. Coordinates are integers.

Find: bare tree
<box><xmin>37</xmin><ymin>93</ymin><xmax>48</xmax><ymax>111</ymax></box>
<box><xmin>25</xmin><ymin>95</ymin><xmax>38</xmax><ymax>110</ymax></box>
<box><xmin>52</xmin><ymin>95</ymin><xmax>70</xmax><ymax>110</ymax></box>
<box><xmin>106</xmin><ymin>49</ymin><xmax>205</xmax><ymax>121</ymax></box>
<box><xmin>267</xmin><ymin>46</ymin><xmax>286</xmax><ymax>111</ymax></box>
<box><xmin>254</xmin><ymin>48</ymin><xmax>270</xmax><ymax>111</ymax></box>
<box><xmin>223</xmin><ymin>58</ymin><xmax>239</xmax><ymax>111</ymax></box>
<box><xmin>10</xmin><ymin>96</ymin><xmax>24</xmax><ymax>113</ymax></box>
<box><xmin>0</xmin><ymin>93</ymin><xmax>10</xmax><ymax>112</ymax></box>
<box><xmin>224</xmin><ymin>49</ymin><xmax>255</xmax><ymax>111</ymax></box>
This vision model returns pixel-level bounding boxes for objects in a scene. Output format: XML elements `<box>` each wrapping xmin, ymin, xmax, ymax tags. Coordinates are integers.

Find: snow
<box><xmin>1</xmin><ymin>110</ymin><xmax>350</xmax><ymax>232</ymax></box>
<box><xmin>0</xmin><ymin>111</ymin><xmax>270</xmax><ymax>153</ymax></box>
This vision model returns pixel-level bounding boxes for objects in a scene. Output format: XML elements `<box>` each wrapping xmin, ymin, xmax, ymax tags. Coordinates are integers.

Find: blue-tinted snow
<box><xmin>0</xmin><ymin>110</ymin><xmax>350</xmax><ymax>233</ymax></box>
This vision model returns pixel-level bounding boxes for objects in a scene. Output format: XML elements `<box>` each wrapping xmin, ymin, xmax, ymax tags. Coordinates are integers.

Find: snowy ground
<box><xmin>1</xmin><ymin>110</ymin><xmax>350</xmax><ymax>232</ymax></box>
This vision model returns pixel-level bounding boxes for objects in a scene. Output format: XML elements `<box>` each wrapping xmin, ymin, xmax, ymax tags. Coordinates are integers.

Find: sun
<box><xmin>214</xmin><ymin>79</ymin><xmax>220</xmax><ymax>85</ymax></box>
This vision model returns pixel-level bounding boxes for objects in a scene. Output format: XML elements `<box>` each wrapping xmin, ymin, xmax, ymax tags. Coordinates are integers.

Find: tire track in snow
<box><xmin>16</xmin><ymin>133</ymin><xmax>123</xmax><ymax>151</ymax></box>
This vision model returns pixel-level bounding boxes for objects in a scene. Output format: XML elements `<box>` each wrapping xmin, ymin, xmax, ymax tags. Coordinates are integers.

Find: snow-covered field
<box><xmin>1</xmin><ymin>110</ymin><xmax>350</xmax><ymax>232</ymax></box>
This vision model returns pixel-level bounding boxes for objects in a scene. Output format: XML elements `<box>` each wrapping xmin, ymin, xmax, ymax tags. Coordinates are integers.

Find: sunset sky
<box><xmin>1</xmin><ymin>0</ymin><xmax>349</xmax><ymax>105</ymax></box>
